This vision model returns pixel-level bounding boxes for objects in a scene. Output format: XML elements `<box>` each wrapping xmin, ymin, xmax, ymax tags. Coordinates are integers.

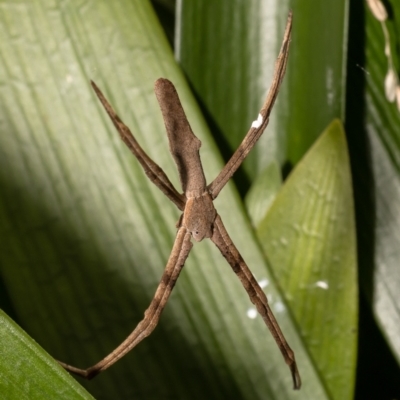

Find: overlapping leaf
<box><xmin>256</xmin><ymin>121</ymin><xmax>358</xmax><ymax>400</ymax></box>
<box><xmin>0</xmin><ymin>311</ymin><xmax>93</xmax><ymax>399</ymax></box>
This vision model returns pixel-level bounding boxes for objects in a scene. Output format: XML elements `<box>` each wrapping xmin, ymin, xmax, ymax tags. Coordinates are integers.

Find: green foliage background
<box><xmin>0</xmin><ymin>0</ymin><xmax>399</xmax><ymax>399</ymax></box>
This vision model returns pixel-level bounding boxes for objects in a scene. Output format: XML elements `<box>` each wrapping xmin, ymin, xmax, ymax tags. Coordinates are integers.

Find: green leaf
<box><xmin>256</xmin><ymin>120</ymin><xmax>358</xmax><ymax>400</ymax></box>
<box><xmin>283</xmin><ymin>1</ymin><xmax>349</xmax><ymax>165</ymax></box>
<box><xmin>0</xmin><ymin>1</ymin><xmax>331</xmax><ymax>399</ymax></box>
<box><xmin>245</xmin><ymin>161</ymin><xmax>282</xmax><ymax>227</ymax></box>
<box><xmin>0</xmin><ymin>310</ymin><xmax>93</xmax><ymax>400</ymax></box>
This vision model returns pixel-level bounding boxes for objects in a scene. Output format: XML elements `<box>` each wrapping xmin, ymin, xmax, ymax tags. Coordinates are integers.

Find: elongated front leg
<box><xmin>211</xmin><ymin>215</ymin><xmax>301</xmax><ymax>389</ymax></box>
<box><xmin>59</xmin><ymin>227</ymin><xmax>192</xmax><ymax>379</ymax></box>
<box><xmin>91</xmin><ymin>81</ymin><xmax>185</xmax><ymax>210</ymax></box>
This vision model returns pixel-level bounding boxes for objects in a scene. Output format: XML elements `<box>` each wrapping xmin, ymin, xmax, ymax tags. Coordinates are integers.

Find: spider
<box><xmin>58</xmin><ymin>12</ymin><xmax>300</xmax><ymax>390</ymax></box>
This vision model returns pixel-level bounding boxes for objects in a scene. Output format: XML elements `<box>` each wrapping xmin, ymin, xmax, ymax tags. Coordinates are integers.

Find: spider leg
<box><xmin>59</xmin><ymin>226</ymin><xmax>192</xmax><ymax>379</ymax></box>
<box><xmin>211</xmin><ymin>214</ymin><xmax>301</xmax><ymax>389</ymax></box>
<box><xmin>91</xmin><ymin>81</ymin><xmax>186</xmax><ymax>210</ymax></box>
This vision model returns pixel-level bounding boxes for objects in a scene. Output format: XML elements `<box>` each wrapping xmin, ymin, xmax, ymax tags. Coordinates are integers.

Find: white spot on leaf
<box><xmin>274</xmin><ymin>301</ymin><xmax>285</xmax><ymax>313</ymax></box>
<box><xmin>385</xmin><ymin>68</ymin><xmax>397</xmax><ymax>102</ymax></box>
<box><xmin>247</xmin><ymin>308</ymin><xmax>258</xmax><ymax>319</ymax></box>
<box><xmin>326</xmin><ymin>67</ymin><xmax>335</xmax><ymax>106</ymax></box>
<box><xmin>315</xmin><ymin>280</ymin><xmax>329</xmax><ymax>290</ymax></box>
<box><xmin>280</xmin><ymin>237</ymin><xmax>288</xmax><ymax>246</ymax></box>
<box><xmin>258</xmin><ymin>278</ymin><xmax>269</xmax><ymax>289</ymax></box>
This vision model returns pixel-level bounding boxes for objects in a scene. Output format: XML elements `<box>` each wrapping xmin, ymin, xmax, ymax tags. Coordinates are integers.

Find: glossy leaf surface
<box><xmin>0</xmin><ymin>311</ymin><xmax>93</xmax><ymax>399</ymax></box>
<box><xmin>0</xmin><ymin>0</ymin><xmax>328</xmax><ymax>398</ymax></box>
<box><xmin>257</xmin><ymin>120</ymin><xmax>358</xmax><ymax>400</ymax></box>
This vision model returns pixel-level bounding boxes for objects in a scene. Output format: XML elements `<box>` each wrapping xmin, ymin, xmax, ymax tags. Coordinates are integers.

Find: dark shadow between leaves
<box><xmin>151</xmin><ymin>0</ymin><xmax>176</xmax><ymax>49</ymax></box>
<box><xmin>346</xmin><ymin>1</ymin><xmax>400</xmax><ymax>398</ymax></box>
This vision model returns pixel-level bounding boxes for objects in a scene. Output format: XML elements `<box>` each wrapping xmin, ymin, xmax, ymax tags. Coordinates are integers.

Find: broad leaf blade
<box><xmin>257</xmin><ymin>120</ymin><xmax>358</xmax><ymax>400</ymax></box>
<box><xmin>0</xmin><ymin>1</ymin><xmax>328</xmax><ymax>398</ymax></box>
<box><xmin>245</xmin><ymin>161</ymin><xmax>282</xmax><ymax>227</ymax></box>
<box><xmin>0</xmin><ymin>311</ymin><xmax>93</xmax><ymax>400</ymax></box>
